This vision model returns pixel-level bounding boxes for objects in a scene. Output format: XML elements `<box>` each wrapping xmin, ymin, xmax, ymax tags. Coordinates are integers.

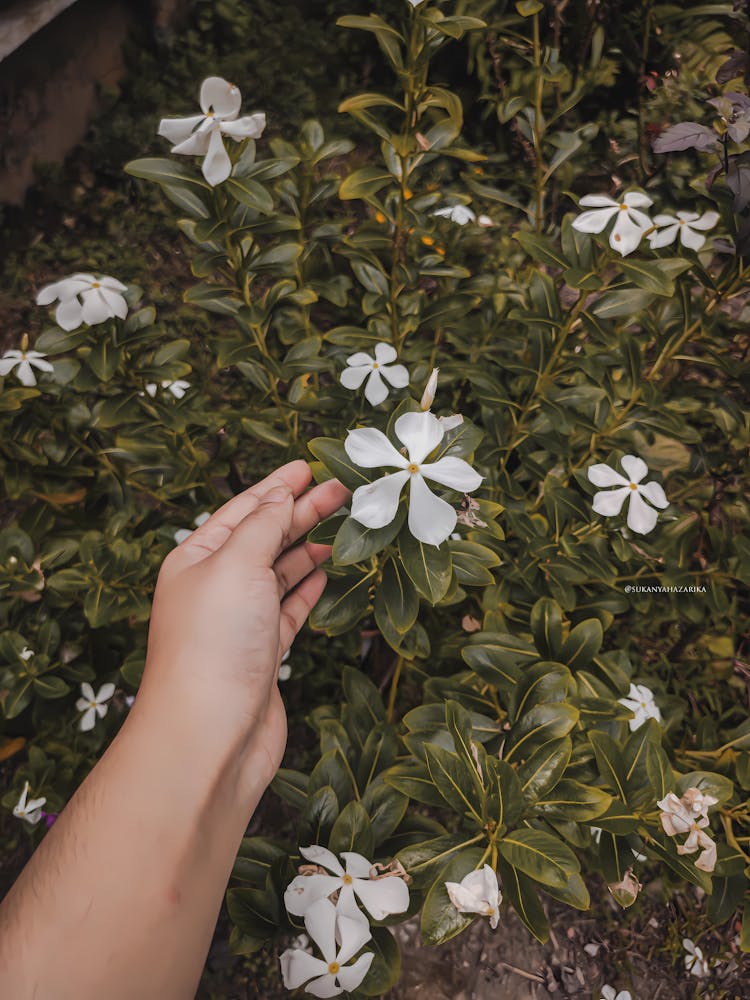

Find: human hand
<box><xmin>139</xmin><ymin>460</ymin><xmax>349</xmax><ymax>788</ymax></box>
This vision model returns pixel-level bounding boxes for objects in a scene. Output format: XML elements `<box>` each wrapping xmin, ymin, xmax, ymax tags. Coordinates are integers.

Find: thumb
<box><xmin>216</xmin><ymin>485</ymin><xmax>294</xmax><ymax>568</ymax></box>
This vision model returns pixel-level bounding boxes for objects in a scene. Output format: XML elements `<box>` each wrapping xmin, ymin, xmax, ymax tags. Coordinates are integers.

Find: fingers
<box><xmin>285</xmin><ymin>478</ymin><xmax>351</xmax><ymax>549</ymax></box>
<box><xmin>273</xmin><ymin>541</ymin><xmax>332</xmax><ymax>596</ymax></box>
<box><xmin>279</xmin><ymin>568</ymin><xmax>328</xmax><ymax>652</ymax></box>
<box><xmin>216</xmin><ymin>486</ymin><xmax>296</xmax><ymax>567</ymax></box>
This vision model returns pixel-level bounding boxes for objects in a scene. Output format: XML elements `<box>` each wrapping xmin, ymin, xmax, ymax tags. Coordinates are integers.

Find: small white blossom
<box><xmin>572</xmin><ymin>192</ymin><xmax>653</xmax><ymax>256</ymax></box>
<box><xmin>0</xmin><ymin>348</ymin><xmax>54</xmax><ymax>387</ymax></box>
<box><xmin>618</xmin><ymin>683</ymin><xmax>661</xmax><ymax>731</ymax></box>
<box><xmin>279</xmin><ymin>648</ymin><xmax>292</xmax><ymax>682</ymax></box>
<box><xmin>284</xmin><ymin>845</ymin><xmax>410</xmax><ymax>922</ymax></box>
<box><xmin>658</xmin><ymin>790</ymin><xmax>718</xmax><ymax>873</ymax></box>
<box><xmin>601</xmin><ymin>987</ymin><xmax>632</xmax><ymax>1000</ymax></box>
<box><xmin>145</xmin><ymin>380</ymin><xmax>191</xmax><ymax>400</ymax></box>
<box><xmin>588</xmin><ymin>455</ymin><xmax>668</xmax><ymax>535</ymax></box>
<box><xmin>434</xmin><ymin>204</ymin><xmax>476</xmax><ymax>225</ymax></box>
<box><xmin>20</xmin><ymin>647</ymin><xmax>34</xmax><ymax>661</ymax></box>
<box><xmin>76</xmin><ymin>682</ymin><xmax>116</xmax><ymax>732</ymax></box>
<box><xmin>12</xmin><ymin>781</ymin><xmax>46</xmax><ymax>825</ymax></box>
<box><xmin>444</xmin><ymin>865</ymin><xmax>502</xmax><ymax>929</ymax></box>
<box><xmin>158</xmin><ymin>76</ymin><xmax>266</xmax><ymax>187</ymax></box>
<box><xmin>279</xmin><ymin>897</ymin><xmax>374</xmax><ymax>997</ymax></box>
<box><xmin>36</xmin><ymin>274</ymin><xmax>128</xmax><ymax>330</ymax></box>
<box><xmin>647</xmin><ymin>210</ymin><xmax>719</xmax><ymax>252</ymax></box>
<box><xmin>174</xmin><ymin>511</ymin><xmax>211</xmax><ymax>545</ymax></box>
<box><xmin>683</xmin><ymin>938</ymin><xmax>710</xmax><ymax>978</ymax></box>
<box><xmin>345</xmin><ymin>411</ymin><xmax>482</xmax><ymax>546</ymax></box>
<box><xmin>340</xmin><ymin>342</ymin><xmax>409</xmax><ymax>406</ymax></box>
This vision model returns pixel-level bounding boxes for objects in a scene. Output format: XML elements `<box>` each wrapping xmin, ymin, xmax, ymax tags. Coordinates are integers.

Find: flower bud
<box><xmin>20</xmin><ymin>333</ymin><xmax>29</xmax><ymax>354</ymax></box>
<box><xmin>420</xmin><ymin>368</ymin><xmax>439</xmax><ymax>411</ymax></box>
<box><xmin>608</xmin><ymin>867</ymin><xmax>642</xmax><ymax>908</ymax></box>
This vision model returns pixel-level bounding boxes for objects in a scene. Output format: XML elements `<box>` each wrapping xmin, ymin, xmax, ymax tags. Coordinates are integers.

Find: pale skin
<box><xmin>0</xmin><ymin>460</ymin><xmax>350</xmax><ymax>1000</ymax></box>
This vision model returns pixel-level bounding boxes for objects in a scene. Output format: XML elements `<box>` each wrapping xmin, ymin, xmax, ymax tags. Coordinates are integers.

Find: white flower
<box><xmin>174</xmin><ymin>511</ymin><xmax>211</xmax><ymax>545</ymax></box>
<box><xmin>420</xmin><ymin>368</ymin><xmax>439</xmax><ymax>411</ymax></box>
<box><xmin>572</xmin><ymin>192</ymin><xmax>653</xmax><ymax>256</ymax></box>
<box><xmin>345</xmin><ymin>411</ymin><xmax>482</xmax><ymax>546</ymax></box>
<box><xmin>618</xmin><ymin>683</ymin><xmax>661</xmax><ymax>731</ymax></box>
<box><xmin>0</xmin><ymin>348</ymin><xmax>54</xmax><ymax>387</ymax></box>
<box><xmin>20</xmin><ymin>647</ymin><xmax>34</xmax><ymax>661</ymax></box>
<box><xmin>587</xmin><ymin>455</ymin><xmax>669</xmax><ymax>535</ymax></box>
<box><xmin>279</xmin><ymin>648</ymin><xmax>292</xmax><ymax>682</ymax></box>
<box><xmin>658</xmin><ymin>790</ymin><xmax>718</xmax><ymax>872</ymax></box>
<box><xmin>340</xmin><ymin>343</ymin><xmax>409</xmax><ymax>406</ymax></box>
<box><xmin>12</xmin><ymin>781</ymin><xmax>46</xmax><ymax>825</ymax></box>
<box><xmin>145</xmin><ymin>380</ymin><xmax>191</xmax><ymax>400</ymax></box>
<box><xmin>647</xmin><ymin>210</ymin><xmax>719</xmax><ymax>252</ymax></box>
<box><xmin>444</xmin><ymin>865</ymin><xmax>502</xmax><ymax>929</ymax></box>
<box><xmin>158</xmin><ymin>76</ymin><xmax>266</xmax><ymax>187</ymax></box>
<box><xmin>76</xmin><ymin>682</ymin><xmax>116</xmax><ymax>732</ymax></box>
<box><xmin>477</xmin><ymin>214</ymin><xmax>494</xmax><ymax>227</ymax></box>
<box><xmin>279</xmin><ymin>897</ymin><xmax>373</xmax><ymax>997</ymax></box>
<box><xmin>434</xmin><ymin>204</ymin><xmax>476</xmax><ymax>225</ymax></box>
<box><xmin>36</xmin><ymin>274</ymin><xmax>128</xmax><ymax>330</ymax></box>
<box><xmin>284</xmin><ymin>845</ymin><xmax>410</xmax><ymax>921</ymax></box>
<box><xmin>683</xmin><ymin>938</ymin><xmax>710</xmax><ymax>978</ymax></box>
<box><xmin>601</xmin><ymin>987</ymin><xmax>632</xmax><ymax>1000</ymax></box>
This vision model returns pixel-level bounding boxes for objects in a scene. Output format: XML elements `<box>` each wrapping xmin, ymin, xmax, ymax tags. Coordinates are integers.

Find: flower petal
<box><xmin>279</xmin><ymin>948</ymin><xmax>328</xmax><ymax>990</ymax></box>
<box><xmin>100</xmin><ymin>276</ymin><xmax>128</xmax><ymax>292</ymax></box>
<box><xmin>100</xmin><ymin>288</ymin><xmax>128</xmax><ymax>319</ymax></box>
<box><xmin>345</xmin><ymin>428</ymin><xmax>407</xmax><ymax>470</ymax></box>
<box><xmin>350</xmin><ymin>471</ymin><xmax>409</xmax><ymax>529</ymax></box>
<box><xmin>352</xmin><ymin>874</ymin><xmax>409</xmax><ymax>920</ymax></box>
<box><xmin>222</xmin><ymin>113</ymin><xmax>267</xmax><ymax>140</ymax></box>
<box><xmin>200</xmin><ymin>77</ymin><xmax>242</xmax><ymax>118</ymax></box>
<box><xmin>588</xmin><ymin>463</ymin><xmax>629</xmax><ymax>486</ymax></box>
<box><xmin>364</xmin><ymin>370</ymin><xmax>389</xmax><ymax>406</ymax></box>
<box><xmin>79</xmin><ymin>706</ymin><xmax>96</xmax><ymax>732</ymax></box>
<box><xmin>304</xmin><ymin>974</ymin><xmax>342</xmax><ymax>998</ymax></box>
<box><xmin>158</xmin><ymin>114</ymin><xmax>205</xmax><ymax>145</ymax></box>
<box><xmin>299</xmin><ymin>845</ymin><xmax>345</xmax><ymax>876</ymax></box>
<box><xmin>201</xmin><ymin>127</ymin><xmax>232</xmax><ymax>186</ymax></box>
<box><xmin>335</xmin><ymin>911</ymin><xmax>373</xmax><ymax>964</ymax></box>
<box><xmin>340</xmin><ymin>366</ymin><xmax>370</xmax><ymax>390</ymax></box>
<box><xmin>648</xmin><ymin>224</ymin><xmax>678</xmax><ymax>248</ymax></box>
<box><xmin>689</xmin><ymin>210</ymin><xmax>720</xmax><ymax>231</ymax></box>
<box><xmin>55</xmin><ymin>298</ymin><xmax>84</xmax><ymax>331</ymax></box>
<box><xmin>304</xmin><ymin>898</ymin><xmax>338</xmax><ymax>964</ymax></box>
<box><xmin>0</xmin><ymin>358</ymin><xmax>17</xmax><ymax>376</ymax></box>
<box><xmin>80</xmin><ymin>682</ymin><xmax>95</xmax><ymax>702</ymax></box>
<box><xmin>679</xmin><ymin>225</ymin><xmax>707</xmax><ymax>252</ymax></box>
<box><xmin>283</xmin><ymin>874</ymin><xmax>343</xmax><ymax>916</ymax></box>
<box><xmin>572</xmin><ymin>207</ymin><xmax>618</xmax><ymax>233</ymax></box>
<box><xmin>81</xmin><ymin>289</ymin><xmax>112</xmax><ymax>326</ymax></box>
<box><xmin>395</xmin><ymin>410</ymin><xmax>444</xmax><ymax>464</ymax></box>
<box><xmin>408</xmin><ymin>474</ymin><xmax>457</xmax><ymax>546</ymax></box>
<box><xmin>171</xmin><ymin>130</ymin><xmax>211</xmax><ymax>156</ymax></box>
<box><xmin>346</xmin><ymin>352</ymin><xmax>374</xmax><ymax>367</ymax></box>
<box><xmin>591</xmin><ymin>486</ymin><xmax>630</xmax><ymax>517</ymax></box>
<box><xmin>638</xmin><ymin>481</ymin><xmax>669</xmax><ymax>509</ymax></box>
<box><xmin>445</xmin><ymin>881</ymin><xmax>483</xmax><ymax>915</ymax></box>
<box><xmin>620</xmin><ymin>455</ymin><xmax>648</xmax><ymax>483</ymax></box>
<box><xmin>335</xmin><ymin>953</ymin><xmax>374</xmax><ymax>993</ymax></box>
<box><xmin>15</xmin><ymin>361</ymin><xmax>36</xmax><ymax>386</ymax></box>
<box><xmin>420</xmin><ymin>456</ymin><xmax>482</xmax><ymax>492</ymax></box>
<box><xmin>623</xmin><ymin>192</ymin><xmax>653</xmax><ymax>208</ymax></box>
<box><xmin>379</xmin><ymin>363</ymin><xmax>409</xmax><ymax>389</ymax></box>
<box><xmin>96</xmin><ymin>682</ymin><xmax>116</xmax><ymax>702</ymax></box>
<box><xmin>609</xmin><ymin>213</ymin><xmax>645</xmax><ymax>256</ymax></box>
<box><xmin>340</xmin><ymin>852</ymin><xmax>374</xmax><ymax>878</ymax></box>
<box><xmin>626</xmin><ymin>491</ymin><xmax>659</xmax><ymax>534</ymax></box>
<box><xmin>373</xmin><ymin>342</ymin><xmax>397</xmax><ymax>365</ymax></box>
<box><xmin>578</xmin><ymin>195</ymin><xmax>619</xmax><ymax>208</ymax></box>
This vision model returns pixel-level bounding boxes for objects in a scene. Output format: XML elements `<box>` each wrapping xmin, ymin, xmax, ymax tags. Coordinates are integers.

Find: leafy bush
<box><xmin>2</xmin><ymin>0</ymin><xmax>749</xmax><ymax>994</ymax></box>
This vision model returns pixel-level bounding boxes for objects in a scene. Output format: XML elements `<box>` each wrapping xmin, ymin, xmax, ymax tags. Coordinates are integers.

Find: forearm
<box><xmin>0</xmin><ymin>687</ymin><xmax>263</xmax><ymax>1000</ymax></box>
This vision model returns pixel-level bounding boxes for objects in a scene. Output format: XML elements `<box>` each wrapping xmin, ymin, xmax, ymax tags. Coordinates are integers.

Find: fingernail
<box><xmin>264</xmin><ymin>487</ymin><xmax>291</xmax><ymax>502</ymax></box>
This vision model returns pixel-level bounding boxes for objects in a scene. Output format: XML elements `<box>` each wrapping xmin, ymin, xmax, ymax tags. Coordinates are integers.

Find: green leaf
<box><xmin>516</xmin><ymin>0</ymin><xmax>544</xmax><ymax>14</ymax></box>
<box><xmin>517</xmin><ymin>738</ymin><xmax>572</xmax><ymax>801</ymax></box>
<box><xmin>537</xmin><ymin>779</ymin><xmax>612</xmax><ymax>821</ymax></box>
<box><xmin>559</xmin><ymin>619</ymin><xmax>602</xmax><ymax>671</ymax></box>
<box><xmin>496</xmin><ymin>859</ymin><xmax>548</xmax><ymax>942</ymax></box>
<box><xmin>232</xmin><ymin>837</ymin><xmax>288</xmax><ymax>886</ymax></box>
<box><xmin>424</xmin><ymin>743</ymin><xmax>484</xmax><ymax>823</ymax></box>
<box><xmin>544</xmin><ymin>873</ymin><xmax>590</xmax><ymax>910</ymax></box>
<box><xmin>504</xmin><ymin>703</ymin><xmax>579</xmax><ymax>762</ymax></box>
<box><xmin>32</xmin><ymin>675</ymin><xmax>70</xmax><ymax>699</ymax></box>
<box><xmin>225</xmin><ymin>176</ymin><xmax>274</xmax><ymax>214</ymax></box>
<box><xmin>398</xmin><ymin>532</ymin><xmax>452</xmax><ymax>604</ymax></box>
<box><xmin>333</xmin><ymin>510</ymin><xmax>405</xmax><ymax>566</ymax></box>
<box><xmin>448</xmin><ymin>540</ymin><xmax>500</xmax><ymax>586</ymax></box>
<box><xmin>498</xmin><ymin>829</ymin><xmax>580</xmax><ymax>888</ymax></box>
<box><xmin>359</xmin><ymin>925</ymin><xmax>401</xmax><ymax>996</ymax></box>
<box><xmin>420</xmin><ymin>848</ymin><xmax>485</xmax><ymax>945</ymax></box>
<box><xmin>271</xmin><ymin>769</ymin><xmax>309</xmax><ymax>808</ymax></box>
<box><xmin>329</xmin><ymin>800</ymin><xmax>375</xmax><ymax>856</ymax></box>
<box><xmin>339</xmin><ymin>166</ymin><xmax>395</xmax><ymax>201</ymax></box>
<box><xmin>374</xmin><ymin>557</ymin><xmax>419</xmax><ymax>635</ymax></box>
<box><xmin>361</xmin><ymin>782</ymin><xmax>408</xmax><ymax>844</ymax></box>
<box><xmin>308</xmin><ymin>438</ymin><xmax>372</xmax><ymax>491</ymax></box>
<box><xmin>384</xmin><ymin>760</ymin><xmax>446</xmax><ymax>808</ymax></box>
<box><xmin>298</xmin><ymin>785</ymin><xmax>340</xmax><ymax>847</ymax></box>
<box><xmin>309</xmin><ymin>571</ymin><xmax>373</xmax><ymax>634</ymax></box>
<box><xmin>589</xmin><ymin>732</ymin><xmax>627</xmax><ymax>801</ymax></box>
<box><xmin>530</xmin><ymin>597</ymin><xmax>563</xmax><ymax>659</ymax></box>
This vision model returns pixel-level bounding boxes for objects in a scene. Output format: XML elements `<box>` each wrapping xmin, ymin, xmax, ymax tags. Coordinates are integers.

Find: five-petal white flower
<box><xmin>36</xmin><ymin>274</ymin><xmax>128</xmax><ymax>330</ymax></box>
<box><xmin>76</xmin><ymin>682</ymin><xmax>116</xmax><ymax>732</ymax></box>
<box><xmin>658</xmin><ymin>789</ymin><xmax>718</xmax><ymax>873</ymax></box>
<box><xmin>587</xmin><ymin>455</ymin><xmax>668</xmax><ymax>535</ymax></box>
<box><xmin>0</xmin><ymin>348</ymin><xmax>54</xmax><ymax>387</ymax></box>
<box><xmin>284</xmin><ymin>845</ymin><xmax>410</xmax><ymax>922</ymax></box>
<box><xmin>279</xmin><ymin>897</ymin><xmax>374</xmax><ymax>998</ymax></box>
<box><xmin>340</xmin><ymin>343</ymin><xmax>409</xmax><ymax>406</ymax></box>
<box><xmin>345</xmin><ymin>411</ymin><xmax>482</xmax><ymax>546</ymax></box>
<box><xmin>444</xmin><ymin>865</ymin><xmax>502</xmax><ymax>929</ymax></box>
<box><xmin>618</xmin><ymin>683</ymin><xmax>661</xmax><ymax>731</ymax></box>
<box><xmin>683</xmin><ymin>938</ymin><xmax>710</xmax><ymax>978</ymax></box>
<box><xmin>572</xmin><ymin>193</ymin><xmax>653</xmax><ymax>256</ymax></box>
<box><xmin>13</xmin><ymin>781</ymin><xmax>46</xmax><ymax>825</ymax></box>
<box><xmin>158</xmin><ymin>76</ymin><xmax>266</xmax><ymax>187</ymax></box>
<box><xmin>647</xmin><ymin>210</ymin><xmax>719</xmax><ymax>252</ymax></box>
<box><xmin>434</xmin><ymin>204</ymin><xmax>476</xmax><ymax>225</ymax></box>
<box><xmin>145</xmin><ymin>380</ymin><xmax>191</xmax><ymax>400</ymax></box>
<box><xmin>174</xmin><ymin>511</ymin><xmax>211</xmax><ymax>545</ymax></box>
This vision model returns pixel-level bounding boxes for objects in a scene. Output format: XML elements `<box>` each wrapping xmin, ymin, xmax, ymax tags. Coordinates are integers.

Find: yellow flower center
<box><xmin>372</xmin><ymin>363</ymin><xmax>379</xmax><ymax>369</ymax></box>
<box><xmin>328</xmin><ymin>962</ymin><xmax>340</xmax><ymax>975</ymax></box>
<box><xmin>91</xmin><ymin>281</ymin><xmax>100</xmax><ymax>289</ymax></box>
<box><xmin>342</xmin><ymin>874</ymin><xmax>353</xmax><ymax>885</ymax></box>
<box><xmin>408</xmin><ymin>463</ymin><xmax>419</xmax><ymax>474</ymax></box>
<box><xmin>422</xmin><ymin>235</ymin><xmax>435</xmax><ymax>246</ymax></box>
<box><xmin>629</xmin><ymin>482</ymin><xmax>638</xmax><ymax>490</ymax></box>
<box><xmin>613</xmin><ymin>234</ymin><xmax>621</xmax><ymax>241</ymax></box>
<box><xmin>620</xmin><ymin>204</ymin><xmax>628</xmax><ymax>211</ymax></box>
<box><xmin>679</xmin><ymin>219</ymin><xmax>685</xmax><ymax>225</ymax></box>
